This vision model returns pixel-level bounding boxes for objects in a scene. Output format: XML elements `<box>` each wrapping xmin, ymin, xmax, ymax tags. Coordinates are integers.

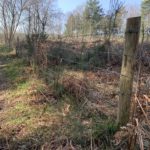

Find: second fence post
<box><xmin>117</xmin><ymin>17</ymin><xmax>141</xmax><ymax>126</ymax></box>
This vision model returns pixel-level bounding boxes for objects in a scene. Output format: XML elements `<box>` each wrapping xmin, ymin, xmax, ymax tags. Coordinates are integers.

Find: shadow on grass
<box><xmin>0</xmin><ymin>115</ymin><xmax>118</xmax><ymax>150</ymax></box>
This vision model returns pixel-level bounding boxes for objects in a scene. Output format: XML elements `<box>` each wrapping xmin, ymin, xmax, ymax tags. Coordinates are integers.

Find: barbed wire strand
<box><xmin>41</xmin><ymin>66</ymin><xmax>135</xmax><ymax>101</ymax></box>
<box><xmin>47</xmin><ymin>53</ymin><xmax>135</xmax><ymax>80</ymax></box>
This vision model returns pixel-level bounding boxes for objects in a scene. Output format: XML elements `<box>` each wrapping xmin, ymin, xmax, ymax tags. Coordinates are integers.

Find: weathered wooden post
<box><xmin>117</xmin><ymin>17</ymin><xmax>141</xmax><ymax>126</ymax></box>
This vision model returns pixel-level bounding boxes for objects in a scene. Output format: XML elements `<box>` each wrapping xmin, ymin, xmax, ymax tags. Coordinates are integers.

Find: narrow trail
<box><xmin>0</xmin><ymin>55</ymin><xmax>9</xmax><ymax>111</ymax></box>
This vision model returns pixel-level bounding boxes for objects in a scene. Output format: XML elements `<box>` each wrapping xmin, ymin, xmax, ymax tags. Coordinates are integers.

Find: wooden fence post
<box><xmin>117</xmin><ymin>17</ymin><xmax>141</xmax><ymax>126</ymax></box>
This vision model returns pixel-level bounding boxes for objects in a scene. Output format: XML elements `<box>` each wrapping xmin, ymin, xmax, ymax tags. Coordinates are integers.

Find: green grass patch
<box><xmin>0</xmin><ymin>45</ymin><xmax>12</xmax><ymax>52</ymax></box>
<box><xmin>6</xmin><ymin>102</ymin><xmax>41</xmax><ymax>126</ymax></box>
<box><xmin>3</xmin><ymin>59</ymin><xmax>25</xmax><ymax>81</ymax></box>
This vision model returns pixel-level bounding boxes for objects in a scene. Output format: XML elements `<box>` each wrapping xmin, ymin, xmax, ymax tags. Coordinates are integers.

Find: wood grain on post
<box><xmin>117</xmin><ymin>17</ymin><xmax>141</xmax><ymax>126</ymax></box>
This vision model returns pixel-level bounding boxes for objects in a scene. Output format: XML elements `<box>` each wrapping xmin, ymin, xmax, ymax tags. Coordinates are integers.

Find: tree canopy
<box><xmin>65</xmin><ymin>0</ymin><xmax>104</xmax><ymax>36</ymax></box>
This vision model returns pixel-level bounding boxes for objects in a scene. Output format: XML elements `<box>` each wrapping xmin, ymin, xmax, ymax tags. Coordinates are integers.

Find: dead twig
<box><xmin>143</xmin><ymin>95</ymin><xmax>150</xmax><ymax>103</ymax></box>
<box><xmin>135</xmin><ymin>96</ymin><xmax>150</xmax><ymax>127</ymax></box>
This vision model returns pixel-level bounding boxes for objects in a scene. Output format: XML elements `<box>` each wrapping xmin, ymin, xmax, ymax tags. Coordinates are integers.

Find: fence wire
<box><xmin>47</xmin><ymin>53</ymin><xmax>137</xmax><ymax>80</ymax></box>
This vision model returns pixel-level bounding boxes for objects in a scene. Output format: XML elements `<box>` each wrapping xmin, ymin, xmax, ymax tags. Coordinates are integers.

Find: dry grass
<box><xmin>0</xmin><ymin>52</ymin><xmax>119</xmax><ymax>149</ymax></box>
<box><xmin>0</xmin><ymin>47</ymin><xmax>149</xmax><ymax>149</ymax></box>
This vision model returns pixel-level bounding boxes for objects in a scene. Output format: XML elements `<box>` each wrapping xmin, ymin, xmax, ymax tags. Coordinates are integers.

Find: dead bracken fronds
<box><xmin>114</xmin><ymin>95</ymin><xmax>150</xmax><ymax>149</ymax></box>
<box><xmin>62</xmin><ymin>75</ymin><xmax>89</xmax><ymax>102</ymax></box>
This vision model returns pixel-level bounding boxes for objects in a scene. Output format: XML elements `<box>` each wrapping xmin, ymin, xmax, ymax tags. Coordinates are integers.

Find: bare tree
<box><xmin>107</xmin><ymin>0</ymin><xmax>125</xmax><ymax>41</ymax></box>
<box><xmin>25</xmin><ymin>0</ymin><xmax>57</xmax><ymax>38</ymax></box>
<box><xmin>104</xmin><ymin>0</ymin><xmax>125</xmax><ymax>65</ymax></box>
<box><xmin>24</xmin><ymin>0</ymin><xmax>58</xmax><ymax>63</ymax></box>
<box><xmin>0</xmin><ymin>0</ymin><xmax>30</xmax><ymax>49</ymax></box>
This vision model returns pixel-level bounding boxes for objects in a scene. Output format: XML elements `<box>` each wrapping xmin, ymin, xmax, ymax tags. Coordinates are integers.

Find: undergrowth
<box><xmin>0</xmin><ymin>50</ymin><xmax>118</xmax><ymax>150</ymax></box>
<box><xmin>48</xmin><ymin>44</ymin><xmax>108</xmax><ymax>71</ymax></box>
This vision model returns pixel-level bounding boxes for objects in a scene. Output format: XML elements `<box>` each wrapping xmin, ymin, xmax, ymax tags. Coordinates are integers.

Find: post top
<box><xmin>127</xmin><ymin>16</ymin><xmax>141</xmax><ymax>20</ymax></box>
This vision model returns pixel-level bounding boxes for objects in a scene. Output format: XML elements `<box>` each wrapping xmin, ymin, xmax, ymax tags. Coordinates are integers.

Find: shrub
<box><xmin>47</xmin><ymin>44</ymin><xmax>109</xmax><ymax>70</ymax></box>
<box><xmin>92</xmin><ymin>120</ymin><xmax>118</xmax><ymax>148</ymax></box>
<box><xmin>26</xmin><ymin>33</ymin><xmax>48</xmax><ymax>57</ymax></box>
<box><xmin>0</xmin><ymin>45</ymin><xmax>12</xmax><ymax>52</ymax></box>
<box><xmin>48</xmin><ymin>47</ymin><xmax>79</xmax><ymax>66</ymax></box>
<box><xmin>83</xmin><ymin>44</ymin><xmax>107</xmax><ymax>68</ymax></box>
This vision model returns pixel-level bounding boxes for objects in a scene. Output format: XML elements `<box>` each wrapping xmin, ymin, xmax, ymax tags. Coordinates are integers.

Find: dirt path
<box><xmin>0</xmin><ymin>55</ymin><xmax>9</xmax><ymax>111</ymax></box>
